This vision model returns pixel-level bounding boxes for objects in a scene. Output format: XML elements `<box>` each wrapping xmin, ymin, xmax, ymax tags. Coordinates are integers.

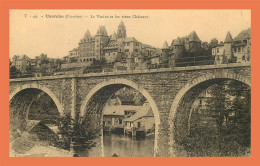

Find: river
<box><xmin>103</xmin><ymin>133</ymin><xmax>154</xmax><ymax>157</ymax></box>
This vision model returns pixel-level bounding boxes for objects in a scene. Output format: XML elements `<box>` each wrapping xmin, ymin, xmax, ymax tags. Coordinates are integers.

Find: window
<box><xmin>135</xmin><ymin>49</ymin><xmax>138</xmax><ymax>52</ymax></box>
<box><xmin>217</xmin><ymin>48</ymin><xmax>219</xmax><ymax>53</ymax></box>
<box><xmin>119</xmin><ymin>119</ymin><xmax>122</xmax><ymax>125</ymax></box>
<box><xmin>125</xmin><ymin>49</ymin><xmax>129</xmax><ymax>52</ymax></box>
<box><xmin>138</xmin><ymin>122</ymin><xmax>141</xmax><ymax>128</ymax></box>
<box><xmin>238</xmin><ymin>47</ymin><xmax>241</xmax><ymax>52</ymax></box>
<box><xmin>199</xmin><ymin>99</ymin><xmax>202</xmax><ymax>106</ymax></box>
<box><xmin>242</xmin><ymin>56</ymin><xmax>245</xmax><ymax>60</ymax></box>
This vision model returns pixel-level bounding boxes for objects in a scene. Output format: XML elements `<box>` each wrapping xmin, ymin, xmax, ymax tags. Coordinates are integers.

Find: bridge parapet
<box><xmin>9</xmin><ymin>63</ymin><xmax>250</xmax><ymax>82</ymax></box>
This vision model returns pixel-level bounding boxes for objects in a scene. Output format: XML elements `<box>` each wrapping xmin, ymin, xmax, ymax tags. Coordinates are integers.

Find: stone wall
<box><xmin>9</xmin><ymin>64</ymin><xmax>251</xmax><ymax>156</ymax></box>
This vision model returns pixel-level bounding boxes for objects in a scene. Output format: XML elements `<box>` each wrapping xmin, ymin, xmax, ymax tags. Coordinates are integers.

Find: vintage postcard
<box><xmin>9</xmin><ymin>9</ymin><xmax>251</xmax><ymax>158</ymax></box>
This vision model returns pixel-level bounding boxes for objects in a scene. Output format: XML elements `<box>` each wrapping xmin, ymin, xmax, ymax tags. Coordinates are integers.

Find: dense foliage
<box><xmin>185</xmin><ymin>80</ymin><xmax>251</xmax><ymax>156</ymax></box>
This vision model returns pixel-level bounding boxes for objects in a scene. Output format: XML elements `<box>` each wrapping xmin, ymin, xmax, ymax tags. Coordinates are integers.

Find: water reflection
<box><xmin>103</xmin><ymin>133</ymin><xmax>154</xmax><ymax>157</ymax></box>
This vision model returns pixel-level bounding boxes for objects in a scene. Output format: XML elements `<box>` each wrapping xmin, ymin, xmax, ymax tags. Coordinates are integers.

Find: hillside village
<box><xmin>10</xmin><ymin>21</ymin><xmax>251</xmax><ymax>78</ymax></box>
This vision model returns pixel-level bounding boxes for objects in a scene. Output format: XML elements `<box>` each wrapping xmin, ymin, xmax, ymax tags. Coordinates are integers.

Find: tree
<box><xmin>205</xmin><ymin>81</ymin><xmax>231</xmax><ymax>131</ymax></box>
<box><xmin>187</xmin><ymin>80</ymin><xmax>251</xmax><ymax>156</ymax></box>
<box><xmin>58</xmin><ymin>111</ymin><xmax>100</xmax><ymax>152</ymax></box>
<box><xmin>9</xmin><ymin>60</ymin><xmax>21</xmax><ymax>78</ymax></box>
<box><xmin>226</xmin><ymin>81</ymin><xmax>251</xmax><ymax>147</ymax></box>
<box><xmin>209</xmin><ymin>38</ymin><xmax>219</xmax><ymax>47</ymax></box>
<box><xmin>83</xmin><ymin>59</ymin><xmax>107</xmax><ymax>73</ymax></box>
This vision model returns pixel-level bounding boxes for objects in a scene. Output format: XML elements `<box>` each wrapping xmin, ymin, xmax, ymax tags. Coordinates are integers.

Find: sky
<box><xmin>10</xmin><ymin>10</ymin><xmax>251</xmax><ymax>59</ymax></box>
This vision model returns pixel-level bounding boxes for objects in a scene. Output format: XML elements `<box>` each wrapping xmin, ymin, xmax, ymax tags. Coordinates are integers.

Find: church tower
<box><xmin>117</xmin><ymin>21</ymin><xmax>127</xmax><ymax>39</ymax></box>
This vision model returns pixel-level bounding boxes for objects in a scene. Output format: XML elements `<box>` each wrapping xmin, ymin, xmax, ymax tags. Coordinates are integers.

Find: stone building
<box><xmin>161</xmin><ymin>41</ymin><xmax>170</xmax><ymax>67</ymax></box>
<box><xmin>64</xmin><ymin>48</ymin><xmax>80</xmax><ymax>62</ymax></box>
<box><xmin>11</xmin><ymin>55</ymin><xmax>31</xmax><ymax>73</ymax></box>
<box><xmin>64</xmin><ymin>21</ymin><xmax>158</xmax><ymax>71</ymax></box>
<box><xmin>212</xmin><ymin>31</ymin><xmax>234</xmax><ymax>64</ymax></box>
<box><xmin>212</xmin><ymin>28</ymin><xmax>251</xmax><ymax>64</ymax></box>
<box><xmin>102</xmin><ymin>105</ymin><xmax>142</xmax><ymax>133</ymax></box>
<box><xmin>165</xmin><ymin>31</ymin><xmax>203</xmax><ymax>67</ymax></box>
<box><xmin>78</xmin><ymin>26</ymin><xmax>109</xmax><ymax>63</ymax></box>
<box><xmin>188</xmin><ymin>31</ymin><xmax>202</xmax><ymax>52</ymax></box>
<box><xmin>123</xmin><ymin>101</ymin><xmax>155</xmax><ymax>137</ymax></box>
<box><xmin>233</xmin><ymin>28</ymin><xmax>251</xmax><ymax>63</ymax></box>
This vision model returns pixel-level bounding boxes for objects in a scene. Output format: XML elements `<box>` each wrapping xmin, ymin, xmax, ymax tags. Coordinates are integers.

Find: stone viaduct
<box><xmin>9</xmin><ymin>63</ymin><xmax>251</xmax><ymax>157</ymax></box>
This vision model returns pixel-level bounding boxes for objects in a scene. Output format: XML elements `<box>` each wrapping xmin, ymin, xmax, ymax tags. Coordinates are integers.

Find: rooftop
<box><xmin>123</xmin><ymin>104</ymin><xmax>153</xmax><ymax>122</ymax></box>
<box><xmin>234</xmin><ymin>28</ymin><xmax>251</xmax><ymax>41</ymax></box>
<box><xmin>162</xmin><ymin>41</ymin><xmax>169</xmax><ymax>48</ymax></box>
<box><xmin>103</xmin><ymin>105</ymin><xmax>142</xmax><ymax>116</ymax></box>
<box><xmin>124</xmin><ymin>37</ymin><xmax>138</xmax><ymax>43</ymax></box>
<box><xmin>96</xmin><ymin>26</ymin><xmax>108</xmax><ymax>36</ymax></box>
<box><xmin>119</xmin><ymin>20</ymin><xmax>125</xmax><ymax>27</ymax></box>
<box><xmin>188</xmin><ymin>31</ymin><xmax>201</xmax><ymax>43</ymax></box>
<box><xmin>173</xmin><ymin>37</ymin><xmax>183</xmax><ymax>46</ymax></box>
<box><xmin>224</xmin><ymin>31</ymin><xmax>233</xmax><ymax>43</ymax></box>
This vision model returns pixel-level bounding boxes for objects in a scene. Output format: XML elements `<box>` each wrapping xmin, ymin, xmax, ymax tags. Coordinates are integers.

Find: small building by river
<box><xmin>103</xmin><ymin>100</ymin><xmax>155</xmax><ymax>137</ymax></box>
<box><xmin>123</xmin><ymin>101</ymin><xmax>155</xmax><ymax>137</ymax></box>
<box><xmin>103</xmin><ymin>105</ymin><xmax>142</xmax><ymax>133</ymax></box>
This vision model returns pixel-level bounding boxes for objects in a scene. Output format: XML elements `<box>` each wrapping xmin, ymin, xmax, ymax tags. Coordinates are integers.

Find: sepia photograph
<box><xmin>9</xmin><ymin>9</ymin><xmax>251</xmax><ymax>157</ymax></box>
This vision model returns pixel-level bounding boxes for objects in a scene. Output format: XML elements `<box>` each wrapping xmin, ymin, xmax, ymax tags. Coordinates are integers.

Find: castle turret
<box><xmin>95</xmin><ymin>26</ymin><xmax>109</xmax><ymax>60</ymax></box>
<box><xmin>173</xmin><ymin>37</ymin><xmax>184</xmax><ymax>59</ymax></box>
<box><xmin>111</xmin><ymin>31</ymin><xmax>117</xmax><ymax>41</ymax></box>
<box><xmin>224</xmin><ymin>31</ymin><xmax>234</xmax><ymax>61</ymax></box>
<box><xmin>84</xmin><ymin>30</ymin><xmax>91</xmax><ymax>38</ymax></box>
<box><xmin>169</xmin><ymin>37</ymin><xmax>184</xmax><ymax>67</ymax></box>
<box><xmin>80</xmin><ymin>29</ymin><xmax>92</xmax><ymax>43</ymax></box>
<box><xmin>163</xmin><ymin>41</ymin><xmax>169</xmax><ymax>49</ymax></box>
<box><xmin>188</xmin><ymin>31</ymin><xmax>201</xmax><ymax>52</ymax></box>
<box><xmin>96</xmin><ymin>26</ymin><xmax>108</xmax><ymax>36</ymax></box>
<box><xmin>161</xmin><ymin>41</ymin><xmax>170</xmax><ymax>67</ymax></box>
<box><xmin>117</xmin><ymin>21</ymin><xmax>127</xmax><ymax>39</ymax></box>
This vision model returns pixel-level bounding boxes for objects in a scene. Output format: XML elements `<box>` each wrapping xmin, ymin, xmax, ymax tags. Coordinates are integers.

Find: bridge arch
<box><xmin>9</xmin><ymin>83</ymin><xmax>64</xmax><ymax>116</ymax></box>
<box><xmin>79</xmin><ymin>78</ymin><xmax>160</xmax><ymax>156</ymax></box>
<box><xmin>168</xmin><ymin>72</ymin><xmax>251</xmax><ymax>156</ymax></box>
